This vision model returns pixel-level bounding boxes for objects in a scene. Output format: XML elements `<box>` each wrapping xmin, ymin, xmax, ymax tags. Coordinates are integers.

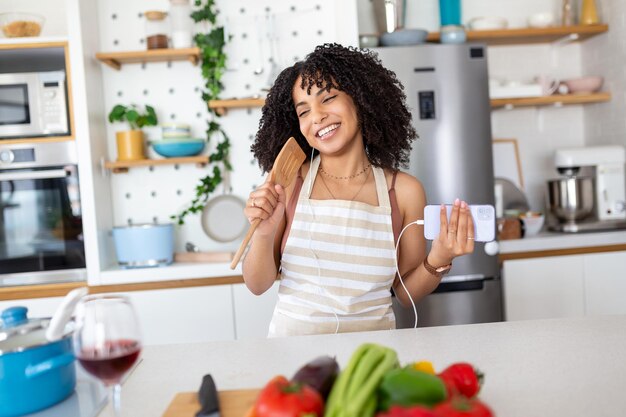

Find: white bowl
<box><xmin>380</xmin><ymin>29</ymin><xmax>429</xmax><ymax>46</ymax></box>
<box><xmin>562</xmin><ymin>76</ymin><xmax>604</xmax><ymax>94</ymax></box>
<box><xmin>468</xmin><ymin>17</ymin><xmax>508</xmax><ymax>31</ymax></box>
<box><xmin>527</xmin><ymin>12</ymin><xmax>555</xmax><ymax>28</ymax></box>
<box><xmin>520</xmin><ymin>213</ymin><xmax>545</xmax><ymax>237</ymax></box>
<box><xmin>359</xmin><ymin>34</ymin><xmax>379</xmax><ymax>48</ymax></box>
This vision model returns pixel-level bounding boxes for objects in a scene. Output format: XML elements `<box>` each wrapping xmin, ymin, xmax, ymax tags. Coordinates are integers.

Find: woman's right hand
<box><xmin>244</xmin><ymin>182</ymin><xmax>286</xmax><ymax>237</ymax></box>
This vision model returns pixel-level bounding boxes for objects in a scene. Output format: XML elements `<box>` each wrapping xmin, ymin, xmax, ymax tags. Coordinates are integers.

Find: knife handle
<box><xmin>196</xmin><ymin>374</ymin><xmax>219</xmax><ymax>417</ymax></box>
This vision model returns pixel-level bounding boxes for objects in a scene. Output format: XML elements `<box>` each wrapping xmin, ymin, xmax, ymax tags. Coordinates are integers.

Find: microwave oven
<box><xmin>0</xmin><ymin>71</ymin><xmax>70</xmax><ymax>140</ymax></box>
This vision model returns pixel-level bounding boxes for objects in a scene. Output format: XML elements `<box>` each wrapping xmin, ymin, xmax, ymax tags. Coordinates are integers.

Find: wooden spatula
<box><xmin>230</xmin><ymin>137</ymin><xmax>306</xmax><ymax>269</ymax></box>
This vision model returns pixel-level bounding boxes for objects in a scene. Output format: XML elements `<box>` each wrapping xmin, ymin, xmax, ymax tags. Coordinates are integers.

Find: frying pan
<box><xmin>201</xmin><ymin>171</ymin><xmax>248</xmax><ymax>243</ymax></box>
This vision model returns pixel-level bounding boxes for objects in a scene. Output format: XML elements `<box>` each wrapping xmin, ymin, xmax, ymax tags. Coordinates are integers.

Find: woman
<box><xmin>243</xmin><ymin>44</ymin><xmax>474</xmax><ymax>337</ymax></box>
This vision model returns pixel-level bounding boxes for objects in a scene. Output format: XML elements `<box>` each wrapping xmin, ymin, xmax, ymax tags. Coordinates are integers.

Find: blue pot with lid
<box><xmin>0</xmin><ymin>306</ymin><xmax>76</xmax><ymax>417</ymax></box>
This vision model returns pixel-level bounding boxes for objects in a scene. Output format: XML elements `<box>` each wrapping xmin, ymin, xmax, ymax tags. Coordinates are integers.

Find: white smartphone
<box><xmin>423</xmin><ymin>204</ymin><xmax>496</xmax><ymax>242</ymax></box>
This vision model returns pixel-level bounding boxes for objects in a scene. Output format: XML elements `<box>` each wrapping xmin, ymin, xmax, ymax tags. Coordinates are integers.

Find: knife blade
<box><xmin>195</xmin><ymin>374</ymin><xmax>220</xmax><ymax>417</ymax></box>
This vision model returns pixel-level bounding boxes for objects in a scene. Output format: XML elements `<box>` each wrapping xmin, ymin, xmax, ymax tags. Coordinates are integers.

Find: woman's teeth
<box><xmin>317</xmin><ymin>124</ymin><xmax>339</xmax><ymax>138</ymax></box>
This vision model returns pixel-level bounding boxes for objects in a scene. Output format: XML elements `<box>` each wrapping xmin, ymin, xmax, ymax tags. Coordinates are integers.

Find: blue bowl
<box><xmin>152</xmin><ymin>139</ymin><xmax>205</xmax><ymax>157</ymax></box>
<box><xmin>380</xmin><ymin>29</ymin><xmax>429</xmax><ymax>46</ymax></box>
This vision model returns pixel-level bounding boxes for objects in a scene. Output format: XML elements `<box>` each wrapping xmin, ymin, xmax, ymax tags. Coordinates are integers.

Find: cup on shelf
<box><xmin>520</xmin><ymin>212</ymin><xmax>545</xmax><ymax>237</ymax></box>
<box><xmin>535</xmin><ymin>75</ymin><xmax>560</xmax><ymax>96</ymax></box>
<box><xmin>440</xmin><ymin>25</ymin><xmax>466</xmax><ymax>44</ymax></box>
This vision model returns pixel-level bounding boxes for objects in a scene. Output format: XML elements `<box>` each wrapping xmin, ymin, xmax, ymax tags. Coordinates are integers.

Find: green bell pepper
<box><xmin>378</xmin><ymin>368</ymin><xmax>447</xmax><ymax>411</ymax></box>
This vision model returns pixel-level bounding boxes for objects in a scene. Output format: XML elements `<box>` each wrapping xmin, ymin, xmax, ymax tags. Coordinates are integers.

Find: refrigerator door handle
<box><xmin>440</xmin><ymin>274</ymin><xmax>486</xmax><ymax>284</ymax></box>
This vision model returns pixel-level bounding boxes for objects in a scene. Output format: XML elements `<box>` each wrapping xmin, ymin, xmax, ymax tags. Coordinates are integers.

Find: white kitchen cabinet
<box><xmin>502</xmin><ymin>255</ymin><xmax>585</xmax><ymax>320</ymax></box>
<box><xmin>120</xmin><ymin>285</ymin><xmax>235</xmax><ymax>346</ymax></box>
<box><xmin>503</xmin><ymin>250</ymin><xmax>626</xmax><ymax>321</ymax></box>
<box><xmin>232</xmin><ymin>281</ymin><xmax>279</xmax><ymax>340</ymax></box>
<box><xmin>583</xmin><ymin>251</ymin><xmax>626</xmax><ymax>316</ymax></box>
<box><xmin>0</xmin><ymin>296</ymin><xmax>65</xmax><ymax>319</ymax></box>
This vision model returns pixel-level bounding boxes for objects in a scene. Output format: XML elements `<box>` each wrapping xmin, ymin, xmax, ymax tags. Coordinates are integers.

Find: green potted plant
<box><xmin>108</xmin><ymin>104</ymin><xmax>158</xmax><ymax>161</ymax></box>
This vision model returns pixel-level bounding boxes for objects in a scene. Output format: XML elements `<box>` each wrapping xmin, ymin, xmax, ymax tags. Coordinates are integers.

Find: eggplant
<box><xmin>291</xmin><ymin>355</ymin><xmax>340</xmax><ymax>399</ymax></box>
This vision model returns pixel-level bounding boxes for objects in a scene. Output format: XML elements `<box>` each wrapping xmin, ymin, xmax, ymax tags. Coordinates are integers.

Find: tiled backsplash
<box><xmin>583</xmin><ymin>0</ymin><xmax>626</xmax><ymax>148</ymax></box>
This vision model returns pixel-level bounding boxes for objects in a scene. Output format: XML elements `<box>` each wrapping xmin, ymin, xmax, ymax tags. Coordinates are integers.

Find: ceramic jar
<box><xmin>580</xmin><ymin>0</ymin><xmax>600</xmax><ymax>25</ymax></box>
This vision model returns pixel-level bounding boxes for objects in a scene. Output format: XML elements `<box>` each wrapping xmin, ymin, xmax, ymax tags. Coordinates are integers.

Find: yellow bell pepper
<box><xmin>411</xmin><ymin>361</ymin><xmax>435</xmax><ymax>375</ymax></box>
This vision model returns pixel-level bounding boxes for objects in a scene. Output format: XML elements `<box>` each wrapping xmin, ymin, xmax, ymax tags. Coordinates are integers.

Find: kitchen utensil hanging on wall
<box><xmin>266</xmin><ymin>13</ymin><xmax>281</xmax><ymax>88</ymax></box>
<box><xmin>254</xmin><ymin>15</ymin><xmax>265</xmax><ymax>76</ymax></box>
<box><xmin>201</xmin><ymin>168</ymin><xmax>247</xmax><ymax>243</ymax></box>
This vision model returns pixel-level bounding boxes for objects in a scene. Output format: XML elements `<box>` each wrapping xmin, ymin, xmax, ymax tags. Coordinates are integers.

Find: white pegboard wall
<box><xmin>97</xmin><ymin>0</ymin><xmax>354</xmax><ymax>253</ymax></box>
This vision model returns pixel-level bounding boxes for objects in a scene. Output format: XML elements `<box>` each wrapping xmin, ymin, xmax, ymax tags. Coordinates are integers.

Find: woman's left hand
<box><xmin>428</xmin><ymin>199</ymin><xmax>475</xmax><ymax>267</ymax></box>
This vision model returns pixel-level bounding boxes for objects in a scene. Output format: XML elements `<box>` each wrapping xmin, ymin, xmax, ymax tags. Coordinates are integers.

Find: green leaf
<box><xmin>126</xmin><ymin>110</ymin><xmax>139</xmax><ymax>122</ymax></box>
<box><xmin>108</xmin><ymin>104</ymin><xmax>127</xmax><ymax>123</ymax></box>
<box><xmin>145</xmin><ymin>105</ymin><xmax>158</xmax><ymax>125</ymax></box>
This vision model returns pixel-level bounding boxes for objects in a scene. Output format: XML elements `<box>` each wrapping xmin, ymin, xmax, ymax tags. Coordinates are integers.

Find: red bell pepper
<box><xmin>376</xmin><ymin>405</ymin><xmax>439</xmax><ymax>417</ymax></box>
<box><xmin>254</xmin><ymin>375</ymin><xmax>324</xmax><ymax>417</ymax></box>
<box><xmin>438</xmin><ymin>363</ymin><xmax>483</xmax><ymax>398</ymax></box>
<box><xmin>433</xmin><ymin>397</ymin><xmax>494</xmax><ymax>417</ymax></box>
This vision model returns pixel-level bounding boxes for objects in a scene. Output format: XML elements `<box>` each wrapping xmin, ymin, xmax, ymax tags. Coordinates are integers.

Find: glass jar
<box><xmin>145</xmin><ymin>10</ymin><xmax>169</xmax><ymax>49</ymax></box>
<box><xmin>169</xmin><ymin>0</ymin><xmax>193</xmax><ymax>49</ymax></box>
<box><xmin>561</xmin><ymin>0</ymin><xmax>574</xmax><ymax>26</ymax></box>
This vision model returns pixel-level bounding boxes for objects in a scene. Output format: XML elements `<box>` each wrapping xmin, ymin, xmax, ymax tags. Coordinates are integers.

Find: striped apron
<box><xmin>268</xmin><ymin>156</ymin><xmax>397</xmax><ymax>337</ymax></box>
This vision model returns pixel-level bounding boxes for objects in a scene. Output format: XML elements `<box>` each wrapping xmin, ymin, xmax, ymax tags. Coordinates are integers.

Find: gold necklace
<box><xmin>320</xmin><ymin>161</ymin><xmax>371</xmax><ymax>180</ymax></box>
<box><xmin>319</xmin><ymin>165</ymin><xmax>371</xmax><ymax>201</ymax></box>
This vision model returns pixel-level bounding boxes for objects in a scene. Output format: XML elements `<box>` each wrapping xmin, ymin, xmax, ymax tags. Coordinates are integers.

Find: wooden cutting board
<box><xmin>162</xmin><ymin>389</ymin><xmax>259</xmax><ymax>417</ymax></box>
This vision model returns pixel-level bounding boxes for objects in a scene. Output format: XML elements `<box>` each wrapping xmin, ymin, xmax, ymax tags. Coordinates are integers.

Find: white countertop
<box><xmin>97</xmin><ymin>315</ymin><xmax>626</xmax><ymax>417</ymax></box>
<box><xmin>97</xmin><ymin>261</ymin><xmax>241</xmax><ymax>285</ymax></box>
<box><xmin>499</xmin><ymin>229</ymin><xmax>626</xmax><ymax>254</ymax></box>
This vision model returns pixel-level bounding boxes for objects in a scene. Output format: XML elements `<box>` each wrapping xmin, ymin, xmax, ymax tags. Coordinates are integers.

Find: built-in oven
<box><xmin>0</xmin><ymin>141</ymin><xmax>85</xmax><ymax>286</ymax></box>
<box><xmin>0</xmin><ymin>71</ymin><xmax>70</xmax><ymax>140</ymax></box>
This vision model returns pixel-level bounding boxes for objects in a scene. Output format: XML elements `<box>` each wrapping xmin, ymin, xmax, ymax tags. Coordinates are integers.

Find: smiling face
<box><xmin>292</xmin><ymin>77</ymin><xmax>362</xmax><ymax>157</ymax></box>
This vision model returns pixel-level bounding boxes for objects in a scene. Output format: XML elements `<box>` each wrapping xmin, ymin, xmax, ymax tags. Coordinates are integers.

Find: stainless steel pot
<box><xmin>547</xmin><ymin>177</ymin><xmax>594</xmax><ymax>222</ymax></box>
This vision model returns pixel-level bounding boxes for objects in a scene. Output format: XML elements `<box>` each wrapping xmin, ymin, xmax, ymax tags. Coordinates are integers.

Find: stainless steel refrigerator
<box><xmin>374</xmin><ymin>44</ymin><xmax>502</xmax><ymax>327</ymax></box>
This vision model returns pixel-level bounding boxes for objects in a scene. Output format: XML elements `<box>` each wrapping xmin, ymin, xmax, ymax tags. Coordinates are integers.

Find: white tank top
<box><xmin>268</xmin><ymin>156</ymin><xmax>397</xmax><ymax>337</ymax></box>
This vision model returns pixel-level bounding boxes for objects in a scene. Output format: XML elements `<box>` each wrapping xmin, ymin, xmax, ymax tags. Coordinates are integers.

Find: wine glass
<box><xmin>73</xmin><ymin>295</ymin><xmax>142</xmax><ymax>416</ymax></box>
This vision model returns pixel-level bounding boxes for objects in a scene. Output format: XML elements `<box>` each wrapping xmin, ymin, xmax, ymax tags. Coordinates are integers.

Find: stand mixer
<box><xmin>547</xmin><ymin>145</ymin><xmax>626</xmax><ymax>232</ymax></box>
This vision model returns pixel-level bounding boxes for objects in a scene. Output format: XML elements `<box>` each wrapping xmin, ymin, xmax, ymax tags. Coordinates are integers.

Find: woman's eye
<box><xmin>298</xmin><ymin>110</ymin><xmax>309</xmax><ymax>117</ymax></box>
<box><xmin>323</xmin><ymin>95</ymin><xmax>337</xmax><ymax>103</ymax></box>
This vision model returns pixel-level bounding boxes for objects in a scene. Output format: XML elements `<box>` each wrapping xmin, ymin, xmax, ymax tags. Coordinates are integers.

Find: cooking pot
<box><xmin>0</xmin><ymin>306</ymin><xmax>76</xmax><ymax>417</ymax></box>
<box><xmin>547</xmin><ymin>177</ymin><xmax>594</xmax><ymax>222</ymax></box>
<box><xmin>112</xmin><ymin>223</ymin><xmax>174</xmax><ymax>268</ymax></box>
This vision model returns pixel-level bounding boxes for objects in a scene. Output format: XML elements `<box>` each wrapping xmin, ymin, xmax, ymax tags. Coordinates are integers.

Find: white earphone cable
<box><xmin>394</xmin><ymin>219</ymin><xmax>425</xmax><ymax>329</ymax></box>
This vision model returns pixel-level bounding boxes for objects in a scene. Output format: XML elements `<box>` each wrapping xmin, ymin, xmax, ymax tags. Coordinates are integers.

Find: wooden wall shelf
<box><xmin>208</xmin><ymin>98</ymin><xmax>265</xmax><ymax>115</ymax></box>
<box><xmin>427</xmin><ymin>24</ymin><xmax>608</xmax><ymax>45</ymax></box>
<box><xmin>491</xmin><ymin>92</ymin><xmax>611</xmax><ymax>109</ymax></box>
<box><xmin>103</xmin><ymin>156</ymin><xmax>210</xmax><ymax>173</ymax></box>
<box><xmin>95</xmin><ymin>47</ymin><xmax>200</xmax><ymax>70</ymax></box>
<box><xmin>208</xmin><ymin>93</ymin><xmax>610</xmax><ymax>113</ymax></box>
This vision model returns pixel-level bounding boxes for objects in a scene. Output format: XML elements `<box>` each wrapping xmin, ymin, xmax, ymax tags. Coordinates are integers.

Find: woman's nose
<box><xmin>312</xmin><ymin>109</ymin><xmax>327</xmax><ymax>124</ymax></box>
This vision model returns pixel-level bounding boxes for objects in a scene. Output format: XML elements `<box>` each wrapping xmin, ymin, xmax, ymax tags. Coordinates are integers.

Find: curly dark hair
<box><xmin>251</xmin><ymin>43</ymin><xmax>417</xmax><ymax>173</ymax></box>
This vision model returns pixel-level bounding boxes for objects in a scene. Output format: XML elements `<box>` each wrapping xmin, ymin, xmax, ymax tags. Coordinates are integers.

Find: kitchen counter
<box><xmin>4</xmin><ymin>230</ymin><xmax>626</xmax><ymax>300</ymax></box>
<box><xmin>96</xmin><ymin>315</ymin><xmax>626</xmax><ymax>417</ymax></box>
<box><xmin>498</xmin><ymin>229</ymin><xmax>626</xmax><ymax>260</ymax></box>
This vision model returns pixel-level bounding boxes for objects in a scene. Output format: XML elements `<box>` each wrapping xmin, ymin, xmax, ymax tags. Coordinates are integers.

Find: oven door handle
<box><xmin>0</xmin><ymin>169</ymin><xmax>68</xmax><ymax>181</ymax></box>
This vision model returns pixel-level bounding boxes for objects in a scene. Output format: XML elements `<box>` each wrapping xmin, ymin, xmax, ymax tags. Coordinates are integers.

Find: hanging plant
<box><xmin>173</xmin><ymin>0</ymin><xmax>232</xmax><ymax>224</ymax></box>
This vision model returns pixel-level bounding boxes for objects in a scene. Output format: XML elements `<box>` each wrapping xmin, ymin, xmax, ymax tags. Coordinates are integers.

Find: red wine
<box><xmin>78</xmin><ymin>339</ymin><xmax>141</xmax><ymax>384</ymax></box>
